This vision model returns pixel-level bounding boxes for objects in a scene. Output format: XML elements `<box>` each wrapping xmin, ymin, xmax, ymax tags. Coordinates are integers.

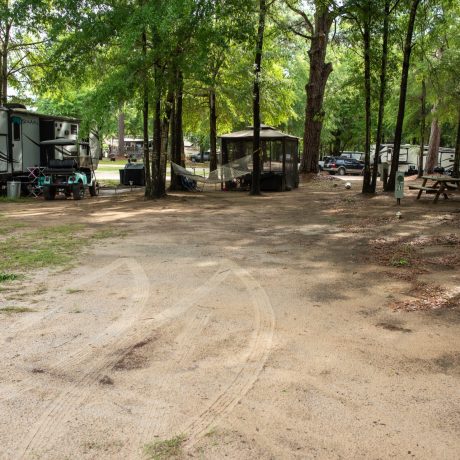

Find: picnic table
<box><xmin>409</xmin><ymin>175</ymin><xmax>460</xmax><ymax>203</ymax></box>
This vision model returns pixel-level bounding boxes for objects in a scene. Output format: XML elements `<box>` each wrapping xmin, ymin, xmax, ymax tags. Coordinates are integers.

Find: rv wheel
<box><xmin>43</xmin><ymin>186</ymin><xmax>56</xmax><ymax>201</ymax></box>
<box><xmin>72</xmin><ymin>184</ymin><xmax>85</xmax><ymax>200</ymax></box>
<box><xmin>89</xmin><ymin>182</ymin><xmax>99</xmax><ymax>197</ymax></box>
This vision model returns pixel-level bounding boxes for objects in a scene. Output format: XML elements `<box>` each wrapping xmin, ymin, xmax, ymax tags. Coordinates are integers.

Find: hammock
<box><xmin>171</xmin><ymin>154</ymin><xmax>252</xmax><ymax>186</ymax></box>
<box><xmin>170</xmin><ymin>162</ymin><xmax>208</xmax><ymax>183</ymax></box>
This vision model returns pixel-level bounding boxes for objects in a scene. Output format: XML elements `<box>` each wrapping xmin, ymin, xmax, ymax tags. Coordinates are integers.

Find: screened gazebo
<box><xmin>220</xmin><ymin>125</ymin><xmax>299</xmax><ymax>191</ymax></box>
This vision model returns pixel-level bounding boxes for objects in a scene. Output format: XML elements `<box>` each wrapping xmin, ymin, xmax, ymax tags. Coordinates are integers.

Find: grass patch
<box><xmin>0</xmin><ymin>273</ymin><xmax>20</xmax><ymax>282</ymax></box>
<box><xmin>97</xmin><ymin>165</ymin><xmax>122</xmax><ymax>171</ymax></box>
<box><xmin>144</xmin><ymin>434</ymin><xmax>186</xmax><ymax>460</ymax></box>
<box><xmin>66</xmin><ymin>288</ymin><xmax>84</xmax><ymax>294</ymax></box>
<box><xmin>0</xmin><ymin>224</ymin><xmax>84</xmax><ymax>272</ymax></box>
<box><xmin>0</xmin><ymin>306</ymin><xmax>36</xmax><ymax>314</ymax></box>
<box><xmin>0</xmin><ymin>219</ymin><xmax>122</xmax><ymax>276</ymax></box>
<box><xmin>99</xmin><ymin>179</ymin><xmax>121</xmax><ymax>187</ymax></box>
<box><xmin>92</xmin><ymin>228</ymin><xmax>118</xmax><ymax>239</ymax></box>
<box><xmin>391</xmin><ymin>257</ymin><xmax>410</xmax><ymax>266</ymax></box>
<box><xmin>389</xmin><ymin>244</ymin><xmax>414</xmax><ymax>267</ymax></box>
<box><xmin>0</xmin><ymin>220</ymin><xmax>26</xmax><ymax>236</ymax></box>
<box><xmin>99</xmin><ymin>159</ymin><xmax>134</xmax><ymax>166</ymax></box>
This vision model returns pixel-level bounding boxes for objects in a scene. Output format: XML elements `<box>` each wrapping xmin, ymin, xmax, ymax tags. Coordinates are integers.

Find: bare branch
<box><xmin>389</xmin><ymin>0</ymin><xmax>403</xmax><ymax>14</ymax></box>
<box><xmin>270</xmin><ymin>12</ymin><xmax>313</xmax><ymax>40</ymax></box>
<box><xmin>8</xmin><ymin>62</ymin><xmax>43</xmax><ymax>75</ymax></box>
<box><xmin>8</xmin><ymin>39</ymin><xmax>49</xmax><ymax>51</ymax></box>
<box><xmin>285</xmin><ymin>1</ymin><xmax>314</xmax><ymax>35</ymax></box>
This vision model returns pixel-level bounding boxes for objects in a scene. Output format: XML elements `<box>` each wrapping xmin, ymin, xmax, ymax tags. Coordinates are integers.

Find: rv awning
<box><xmin>40</xmin><ymin>139</ymin><xmax>89</xmax><ymax>146</ymax></box>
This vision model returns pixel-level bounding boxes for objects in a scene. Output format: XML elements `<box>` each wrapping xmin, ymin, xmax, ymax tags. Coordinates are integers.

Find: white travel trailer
<box><xmin>371</xmin><ymin>143</ymin><xmax>455</xmax><ymax>174</ymax></box>
<box><xmin>0</xmin><ymin>104</ymin><xmax>100</xmax><ymax>190</ymax></box>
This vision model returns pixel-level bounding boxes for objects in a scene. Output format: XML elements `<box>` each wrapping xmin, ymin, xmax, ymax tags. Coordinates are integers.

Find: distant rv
<box><xmin>371</xmin><ymin>143</ymin><xmax>455</xmax><ymax>174</ymax></box>
<box><xmin>0</xmin><ymin>104</ymin><xmax>99</xmax><ymax>187</ymax></box>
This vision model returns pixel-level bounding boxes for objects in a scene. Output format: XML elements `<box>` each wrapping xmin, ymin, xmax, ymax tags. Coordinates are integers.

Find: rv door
<box><xmin>11</xmin><ymin>117</ymin><xmax>23</xmax><ymax>172</ymax></box>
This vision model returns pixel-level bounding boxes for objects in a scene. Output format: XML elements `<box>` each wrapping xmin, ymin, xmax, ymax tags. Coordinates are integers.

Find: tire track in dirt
<box><xmin>0</xmin><ymin>258</ymin><xmax>146</xmax><ymax>342</ymax></box>
<box><xmin>129</xmin><ymin>306</ymin><xmax>212</xmax><ymax>459</ymax></box>
<box><xmin>0</xmin><ymin>258</ymin><xmax>150</xmax><ymax>402</ymax></box>
<box><xmin>12</xmin><ymin>264</ymin><xmax>231</xmax><ymax>459</ymax></box>
<box><xmin>182</xmin><ymin>263</ymin><xmax>275</xmax><ymax>449</ymax></box>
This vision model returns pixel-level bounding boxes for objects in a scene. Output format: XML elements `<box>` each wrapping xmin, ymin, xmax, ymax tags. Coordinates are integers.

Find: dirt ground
<box><xmin>0</xmin><ymin>176</ymin><xmax>459</xmax><ymax>459</ymax></box>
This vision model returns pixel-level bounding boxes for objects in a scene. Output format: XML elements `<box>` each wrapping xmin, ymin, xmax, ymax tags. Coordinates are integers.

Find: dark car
<box><xmin>191</xmin><ymin>151</ymin><xmax>210</xmax><ymax>163</ymax></box>
<box><xmin>324</xmin><ymin>157</ymin><xmax>364</xmax><ymax>176</ymax></box>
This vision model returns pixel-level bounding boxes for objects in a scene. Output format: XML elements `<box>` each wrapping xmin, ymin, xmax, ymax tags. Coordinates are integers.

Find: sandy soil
<box><xmin>0</xmin><ymin>177</ymin><xmax>459</xmax><ymax>459</ymax></box>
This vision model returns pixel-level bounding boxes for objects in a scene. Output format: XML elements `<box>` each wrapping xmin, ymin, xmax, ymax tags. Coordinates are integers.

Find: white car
<box><xmin>318</xmin><ymin>156</ymin><xmax>335</xmax><ymax>171</ymax></box>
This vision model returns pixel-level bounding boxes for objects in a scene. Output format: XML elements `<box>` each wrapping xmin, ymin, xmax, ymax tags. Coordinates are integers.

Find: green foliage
<box><xmin>5</xmin><ymin>0</ymin><xmax>458</xmax><ymax>158</ymax></box>
<box><xmin>0</xmin><ymin>223</ymin><xmax>118</xmax><ymax>273</ymax></box>
<box><xmin>0</xmin><ymin>273</ymin><xmax>20</xmax><ymax>282</ymax></box>
<box><xmin>144</xmin><ymin>434</ymin><xmax>186</xmax><ymax>460</ymax></box>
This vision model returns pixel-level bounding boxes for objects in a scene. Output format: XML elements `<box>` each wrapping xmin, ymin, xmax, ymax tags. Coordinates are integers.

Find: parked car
<box><xmin>323</xmin><ymin>157</ymin><xmax>365</xmax><ymax>176</ymax></box>
<box><xmin>191</xmin><ymin>151</ymin><xmax>210</xmax><ymax>162</ymax></box>
<box><xmin>340</xmin><ymin>151</ymin><xmax>364</xmax><ymax>161</ymax></box>
<box><xmin>318</xmin><ymin>156</ymin><xmax>335</xmax><ymax>171</ymax></box>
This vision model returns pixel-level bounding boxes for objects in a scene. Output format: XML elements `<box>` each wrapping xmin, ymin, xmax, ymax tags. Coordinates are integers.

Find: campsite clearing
<box><xmin>0</xmin><ymin>177</ymin><xmax>459</xmax><ymax>459</ymax></box>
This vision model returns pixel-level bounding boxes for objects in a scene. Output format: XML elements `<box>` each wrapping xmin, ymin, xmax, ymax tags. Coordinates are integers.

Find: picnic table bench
<box><xmin>409</xmin><ymin>175</ymin><xmax>460</xmax><ymax>203</ymax></box>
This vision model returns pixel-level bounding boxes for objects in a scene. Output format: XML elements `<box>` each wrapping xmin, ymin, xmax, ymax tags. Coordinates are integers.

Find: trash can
<box><xmin>120</xmin><ymin>164</ymin><xmax>145</xmax><ymax>186</ymax></box>
<box><xmin>7</xmin><ymin>181</ymin><xmax>21</xmax><ymax>198</ymax></box>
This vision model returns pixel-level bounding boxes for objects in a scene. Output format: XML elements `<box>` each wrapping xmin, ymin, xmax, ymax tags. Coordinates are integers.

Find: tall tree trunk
<box><xmin>142</xmin><ymin>90</ymin><xmax>151</xmax><ymax>197</ymax></box>
<box><xmin>417</xmin><ymin>78</ymin><xmax>426</xmax><ymax>178</ymax></box>
<box><xmin>169</xmin><ymin>71</ymin><xmax>184</xmax><ymax>191</ymax></box>
<box><xmin>386</xmin><ymin>0</ymin><xmax>421</xmax><ymax>191</ymax></box>
<box><xmin>152</xmin><ymin>93</ymin><xmax>164</xmax><ymax>197</ymax></box>
<box><xmin>118</xmin><ymin>105</ymin><xmax>125</xmax><ymax>157</ymax></box>
<box><xmin>300</xmin><ymin>4</ymin><xmax>334</xmax><ymax>174</ymax></box>
<box><xmin>425</xmin><ymin>115</ymin><xmax>440</xmax><ymax>174</ymax></box>
<box><xmin>453</xmin><ymin>108</ymin><xmax>460</xmax><ymax>178</ymax></box>
<box><xmin>251</xmin><ymin>0</ymin><xmax>266</xmax><ymax>195</ymax></box>
<box><xmin>1</xmin><ymin>22</ymin><xmax>11</xmax><ymax>105</ymax></box>
<box><xmin>362</xmin><ymin>10</ymin><xmax>372</xmax><ymax>194</ymax></box>
<box><xmin>177</xmin><ymin>73</ymin><xmax>184</xmax><ymax>168</ymax></box>
<box><xmin>161</xmin><ymin>89</ymin><xmax>174</xmax><ymax>189</ymax></box>
<box><xmin>170</xmin><ymin>95</ymin><xmax>176</xmax><ymax>166</ymax></box>
<box><xmin>209</xmin><ymin>89</ymin><xmax>218</xmax><ymax>172</ymax></box>
<box><xmin>371</xmin><ymin>0</ymin><xmax>390</xmax><ymax>191</ymax></box>
<box><xmin>141</xmin><ymin>31</ymin><xmax>151</xmax><ymax>197</ymax></box>
<box><xmin>161</xmin><ymin>89</ymin><xmax>173</xmax><ymax>158</ymax></box>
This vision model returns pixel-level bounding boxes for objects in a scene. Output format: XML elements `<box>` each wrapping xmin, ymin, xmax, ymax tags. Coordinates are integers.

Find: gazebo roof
<box><xmin>220</xmin><ymin>124</ymin><xmax>299</xmax><ymax>140</ymax></box>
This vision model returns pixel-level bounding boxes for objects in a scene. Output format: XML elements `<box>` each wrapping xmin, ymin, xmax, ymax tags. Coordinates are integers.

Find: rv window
<box><xmin>71</xmin><ymin>124</ymin><xmax>78</xmax><ymax>135</ymax></box>
<box><xmin>13</xmin><ymin>123</ymin><xmax>20</xmax><ymax>141</ymax></box>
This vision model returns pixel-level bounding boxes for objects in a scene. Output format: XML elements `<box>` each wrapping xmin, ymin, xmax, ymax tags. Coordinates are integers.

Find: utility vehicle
<box><xmin>41</xmin><ymin>139</ymin><xmax>99</xmax><ymax>200</ymax></box>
